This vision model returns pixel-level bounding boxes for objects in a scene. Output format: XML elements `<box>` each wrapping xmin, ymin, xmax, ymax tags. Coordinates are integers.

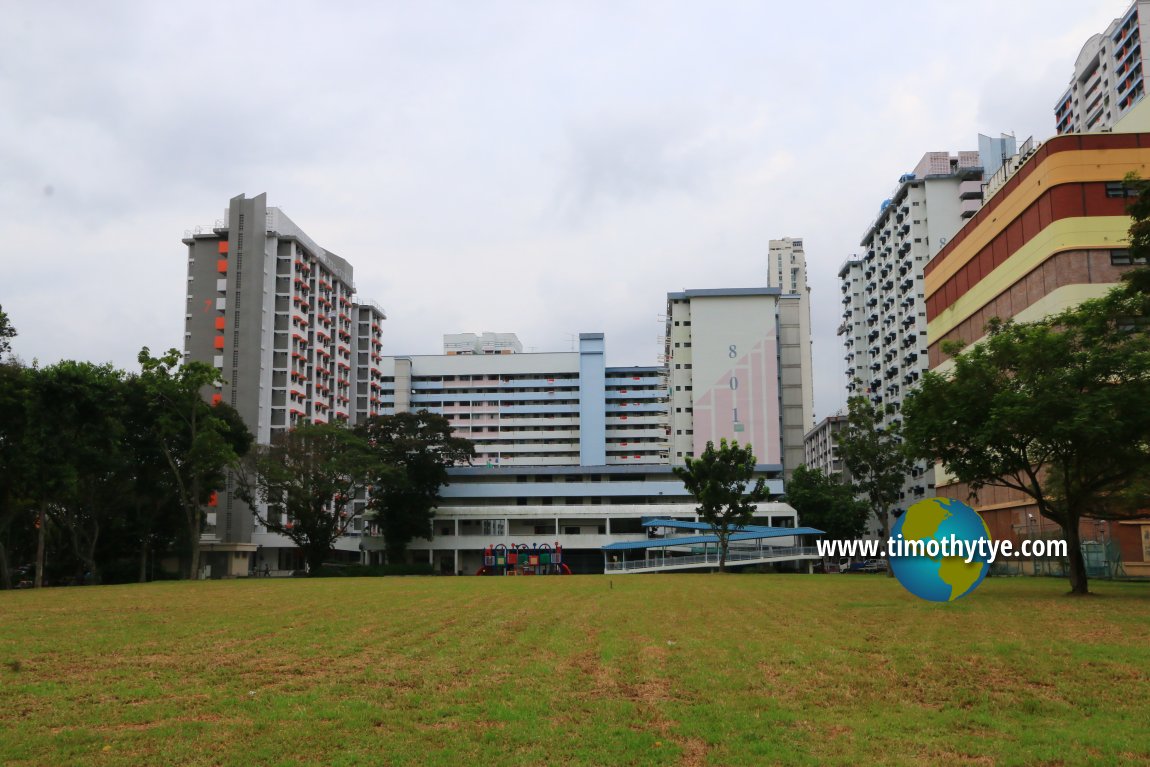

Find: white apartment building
<box><xmin>840</xmin><ymin>145</ymin><xmax>1010</xmax><ymax>518</ymax></box>
<box><xmin>368</xmin><ymin>284</ymin><xmax>818</xmax><ymax>574</ymax></box>
<box><xmin>376</xmin><ymin>334</ymin><xmax>668</xmax><ymax>468</ymax></box>
<box><xmin>803</xmin><ymin>414</ymin><xmax>847</xmax><ymax>480</ymax></box>
<box><xmin>1055</xmin><ymin>0</ymin><xmax>1150</xmax><ymax>135</ymax></box>
<box><xmin>666</xmin><ymin>287</ymin><xmax>809</xmax><ymax>475</ymax></box>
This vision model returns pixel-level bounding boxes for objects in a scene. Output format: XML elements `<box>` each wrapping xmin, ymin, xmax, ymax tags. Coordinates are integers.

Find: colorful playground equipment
<box><xmin>477</xmin><ymin>542</ymin><xmax>571</xmax><ymax>575</ymax></box>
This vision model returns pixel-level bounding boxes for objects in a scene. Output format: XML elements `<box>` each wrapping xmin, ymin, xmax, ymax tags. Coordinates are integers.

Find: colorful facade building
<box><xmin>183</xmin><ymin>193</ymin><xmax>386</xmax><ymax>574</ymax></box>
<box><xmin>923</xmin><ymin>132</ymin><xmax>1150</xmax><ymax>576</ymax></box>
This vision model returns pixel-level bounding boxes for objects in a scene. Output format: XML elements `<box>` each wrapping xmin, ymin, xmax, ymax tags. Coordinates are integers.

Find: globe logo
<box><xmin>889</xmin><ymin>497</ymin><xmax>992</xmax><ymax>602</ymax></box>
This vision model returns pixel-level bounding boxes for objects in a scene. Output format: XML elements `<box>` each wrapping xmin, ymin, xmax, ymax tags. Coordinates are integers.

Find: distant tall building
<box><xmin>378</xmin><ymin>334</ymin><xmax>668</xmax><ymax>468</ymax></box>
<box><xmin>370</xmin><ymin>326</ymin><xmax>796</xmax><ymax>574</ymax></box>
<box><xmin>182</xmin><ymin>193</ymin><xmax>386</xmax><ymax>574</ymax></box>
<box><xmin>840</xmin><ymin>141</ymin><xmax>1012</xmax><ymax>518</ymax></box>
<box><xmin>768</xmin><ymin>238</ymin><xmax>815</xmax><ymax>472</ymax></box>
<box><xmin>803</xmin><ymin>414</ymin><xmax>848</xmax><ymax>480</ymax></box>
<box><xmin>1055</xmin><ymin>1</ymin><xmax>1150</xmax><ymax>135</ymax></box>
<box><xmin>665</xmin><ymin>287</ymin><xmax>810</xmax><ymax>473</ymax></box>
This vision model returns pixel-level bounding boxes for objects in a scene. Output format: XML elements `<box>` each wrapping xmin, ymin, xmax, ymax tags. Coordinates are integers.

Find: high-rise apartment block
<box><xmin>803</xmin><ymin>414</ymin><xmax>847</xmax><ymax>480</ymax></box>
<box><xmin>377</xmin><ymin>334</ymin><xmax>668</xmax><ymax>468</ymax></box>
<box><xmin>183</xmin><ymin>193</ymin><xmax>386</xmax><ymax>572</ymax></box>
<box><xmin>767</xmin><ymin>238</ymin><xmax>815</xmax><ymax>474</ymax></box>
<box><xmin>840</xmin><ymin>140</ymin><xmax>1013</xmax><ymax>517</ymax></box>
<box><xmin>665</xmin><ymin>287</ymin><xmax>811</xmax><ymax>476</ymax></box>
<box><xmin>1055</xmin><ymin>1</ymin><xmax>1150</xmax><ymax>135</ymax></box>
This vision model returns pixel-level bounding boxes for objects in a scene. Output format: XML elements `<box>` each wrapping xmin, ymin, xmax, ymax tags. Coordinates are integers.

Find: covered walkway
<box><xmin>601</xmin><ymin>518</ymin><xmax>824</xmax><ymax>573</ymax></box>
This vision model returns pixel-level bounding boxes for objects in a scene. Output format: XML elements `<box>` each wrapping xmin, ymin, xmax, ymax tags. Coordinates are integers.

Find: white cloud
<box><xmin>0</xmin><ymin>0</ymin><xmax>1132</xmax><ymax>421</ymax></box>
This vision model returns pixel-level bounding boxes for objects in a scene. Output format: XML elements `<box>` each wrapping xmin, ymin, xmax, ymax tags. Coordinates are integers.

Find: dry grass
<box><xmin>1</xmin><ymin>575</ymin><xmax>1148</xmax><ymax>766</ymax></box>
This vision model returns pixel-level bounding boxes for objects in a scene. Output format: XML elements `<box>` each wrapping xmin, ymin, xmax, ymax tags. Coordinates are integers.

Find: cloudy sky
<box><xmin>0</xmin><ymin>0</ymin><xmax>1123</xmax><ymax>419</ymax></box>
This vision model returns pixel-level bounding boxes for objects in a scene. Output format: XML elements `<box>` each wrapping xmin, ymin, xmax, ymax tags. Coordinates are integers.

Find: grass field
<box><xmin>1</xmin><ymin>575</ymin><xmax>1148</xmax><ymax>767</ymax></box>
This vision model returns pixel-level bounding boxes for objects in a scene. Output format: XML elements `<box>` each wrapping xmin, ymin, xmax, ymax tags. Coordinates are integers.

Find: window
<box><xmin>1106</xmin><ymin>181</ymin><xmax>1140</xmax><ymax>198</ymax></box>
<box><xmin>481</xmin><ymin>519</ymin><xmax>505</xmax><ymax>536</ymax></box>
<box><xmin>1111</xmin><ymin>248</ymin><xmax>1147</xmax><ymax>265</ymax></box>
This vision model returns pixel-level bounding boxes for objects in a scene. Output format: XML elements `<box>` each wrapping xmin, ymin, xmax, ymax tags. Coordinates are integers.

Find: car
<box><xmin>843</xmin><ymin>559</ymin><xmax>887</xmax><ymax>574</ymax></box>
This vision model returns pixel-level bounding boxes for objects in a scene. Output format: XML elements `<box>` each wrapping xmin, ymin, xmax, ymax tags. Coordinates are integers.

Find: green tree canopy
<box><xmin>137</xmin><ymin>347</ymin><xmax>253</xmax><ymax>579</ymax></box>
<box><xmin>26</xmin><ymin>361</ymin><xmax>132</xmax><ymax>584</ymax></box>
<box><xmin>902</xmin><ymin>288</ymin><xmax>1150</xmax><ymax>595</ymax></box>
<box><xmin>784</xmin><ymin>465</ymin><xmax>870</xmax><ymax>542</ymax></box>
<box><xmin>0</xmin><ymin>303</ymin><xmax>15</xmax><ymax>359</ymax></box>
<box><xmin>0</xmin><ymin>361</ymin><xmax>30</xmax><ymax>588</ymax></box>
<box><xmin>672</xmin><ymin>439</ymin><xmax>769</xmax><ymax>572</ymax></box>
<box><xmin>236</xmin><ymin>421</ymin><xmax>376</xmax><ymax>575</ymax></box>
<box><xmin>835</xmin><ymin>392</ymin><xmax>911</xmax><ymax>549</ymax></box>
<box><xmin>358</xmin><ymin>411</ymin><xmax>475</xmax><ymax>564</ymax></box>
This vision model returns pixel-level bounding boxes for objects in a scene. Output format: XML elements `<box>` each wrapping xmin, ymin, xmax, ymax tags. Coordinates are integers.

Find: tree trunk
<box><xmin>188</xmin><ymin>533</ymin><xmax>200</xmax><ymax>579</ymax></box>
<box><xmin>186</xmin><ymin>499</ymin><xmax>202</xmax><ymax>580</ymax></box>
<box><xmin>306</xmin><ymin>547</ymin><xmax>329</xmax><ymax>576</ymax></box>
<box><xmin>877</xmin><ymin>506</ymin><xmax>895</xmax><ymax>577</ymax></box>
<box><xmin>34</xmin><ymin>505</ymin><xmax>45</xmax><ymax>588</ymax></box>
<box><xmin>0</xmin><ymin>540</ymin><xmax>10</xmax><ymax>590</ymax></box>
<box><xmin>385</xmin><ymin>541</ymin><xmax>406</xmax><ymax>566</ymax></box>
<box><xmin>718</xmin><ymin>533</ymin><xmax>728</xmax><ymax>573</ymax></box>
<box><xmin>1062</xmin><ymin>514</ymin><xmax>1090</xmax><ymax>595</ymax></box>
<box><xmin>82</xmin><ymin>520</ymin><xmax>100</xmax><ymax>585</ymax></box>
<box><xmin>138</xmin><ymin>540</ymin><xmax>149</xmax><ymax>583</ymax></box>
<box><xmin>0</xmin><ymin>497</ymin><xmax>11</xmax><ymax>589</ymax></box>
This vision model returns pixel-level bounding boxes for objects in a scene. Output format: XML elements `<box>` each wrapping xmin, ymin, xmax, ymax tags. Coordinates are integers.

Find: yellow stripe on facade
<box><xmin>924</xmin><ymin>148</ymin><xmax>1150</xmax><ymax>295</ymax></box>
<box><xmin>930</xmin><ymin>282</ymin><xmax>1120</xmax><ymax>377</ymax></box>
<box><xmin>926</xmin><ymin>216</ymin><xmax>1129</xmax><ymax>343</ymax></box>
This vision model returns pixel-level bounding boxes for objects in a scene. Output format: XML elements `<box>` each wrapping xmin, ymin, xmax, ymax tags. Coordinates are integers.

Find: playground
<box><xmin>476</xmin><ymin>542</ymin><xmax>572</xmax><ymax>575</ymax></box>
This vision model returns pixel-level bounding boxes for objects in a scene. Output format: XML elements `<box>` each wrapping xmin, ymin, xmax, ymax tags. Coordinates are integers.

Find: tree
<box><xmin>137</xmin><ymin>348</ymin><xmax>253</xmax><ymax>579</ymax></box>
<box><xmin>121</xmin><ymin>376</ymin><xmax>187</xmax><ymax>582</ymax></box>
<box><xmin>0</xmin><ymin>361</ymin><xmax>30</xmax><ymax>589</ymax></box>
<box><xmin>236</xmin><ymin>421</ymin><xmax>376</xmax><ymax>575</ymax></box>
<box><xmin>784</xmin><ymin>465</ymin><xmax>870</xmax><ymax>541</ymax></box>
<box><xmin>672</xmin><ymin>439</ymin><xmax>769</xmax><ymax>572</ymax></box>
<box><xmin>0</xmin><ymin>303</ymin><xmax>15</xmax><ymax>360</ymax></box>
<box><xmin>25</xmin><ymin>361</ymin><xmax>132</xmax><ymax>585</ymax></box>
<box><xmin>358</xmin><ymin>411</ymin><xmax>475</xmax><ymax>564</ymax></box>
<box><xmin>835</xmin><ymin>392</ymin><xmax>911</xmax><ymax>551</ymax></box>
<box><xmin>0</xmin><ymin>310</ymin><xmax>22</xmax><ymax>587</ymax></box>
<box><xmin>902</xmin><ymin>296</ymin><xmax>1150</xmax><ymax>595</ymax></box>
